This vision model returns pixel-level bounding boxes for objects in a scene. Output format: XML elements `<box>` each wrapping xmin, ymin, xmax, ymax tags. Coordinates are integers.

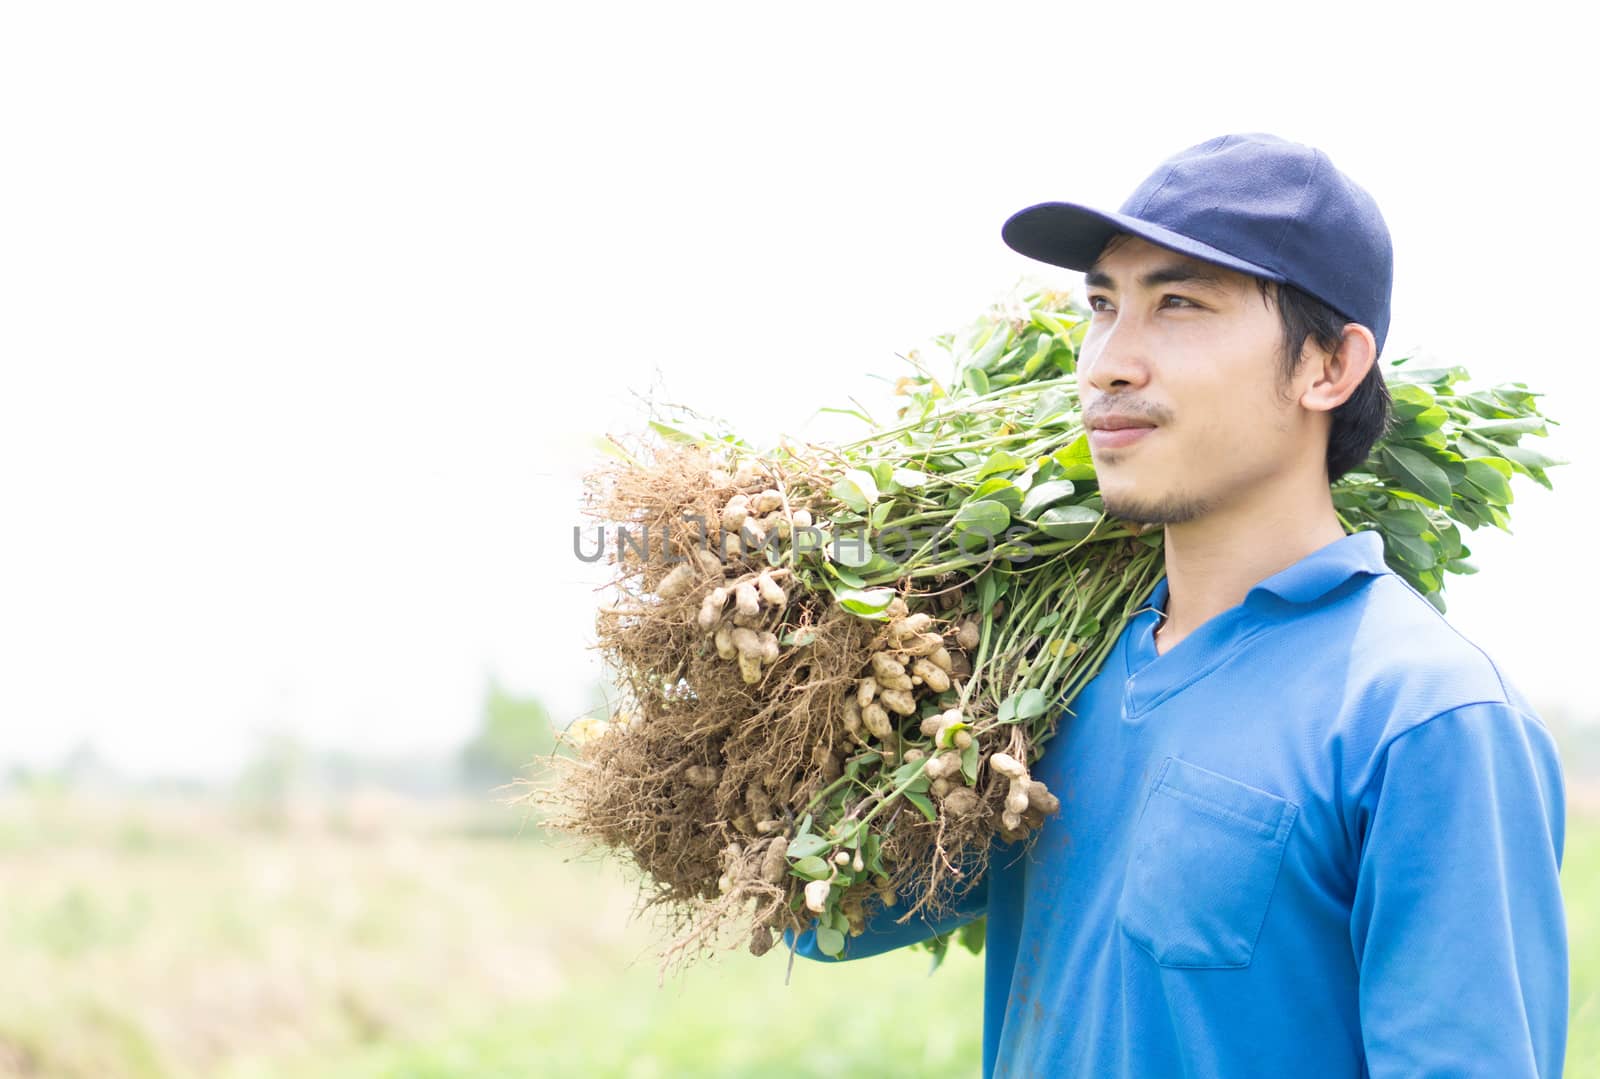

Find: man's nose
<box><xmin>1079</xmin><ymin>315</ymin><xmax>1152</xmax><ymax>394</ymax></box>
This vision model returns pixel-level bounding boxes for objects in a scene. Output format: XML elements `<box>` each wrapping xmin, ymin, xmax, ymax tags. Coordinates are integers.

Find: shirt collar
<box><xmin>1121</xmin><ymin>530</ymin><xmax>1392</xmax><ymax>717</ymax></box>
<box><xmin>1245</xmin><ymin>529</ymin><xmax>1391</xmax><ymax>605</ymax></box>
<box><xmin>1143</xmin><ymin>528</ymin><xmax>1391</xmax><ymax>615</ymax></box>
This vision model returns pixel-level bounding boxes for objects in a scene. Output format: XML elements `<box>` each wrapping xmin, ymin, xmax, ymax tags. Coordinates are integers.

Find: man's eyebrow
<box><xmin>1084</xmin><ymin>261</ymin><xmax>1231</xmax><ymax>292</ymax></box>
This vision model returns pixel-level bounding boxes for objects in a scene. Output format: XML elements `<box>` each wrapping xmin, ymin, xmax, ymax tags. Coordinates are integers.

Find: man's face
<box><xmin>1076</xmin><ymin>234</ymin><xmax>1314</xmax><ymax>527</ymax></box>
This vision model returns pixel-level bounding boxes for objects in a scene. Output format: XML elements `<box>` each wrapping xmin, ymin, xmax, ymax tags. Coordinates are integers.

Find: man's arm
<box><xmin>785</xmin><ymin>869</ymin><xmax>990</xmax><ymax>962</ymax></box>
<box><xmin>1349</xmin><ymin>699</ymin><xmax>1568</xmax><ymax>1077</ymax></box>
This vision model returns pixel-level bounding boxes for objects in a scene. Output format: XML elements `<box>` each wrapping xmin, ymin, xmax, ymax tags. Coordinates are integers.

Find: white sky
<box><xmin>2</xmin><ymin>3</ymin><xmax>1595</xmax><ymax>778</ymax></box>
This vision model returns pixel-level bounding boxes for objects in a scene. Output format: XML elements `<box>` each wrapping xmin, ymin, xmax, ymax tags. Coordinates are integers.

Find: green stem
<box><xmin>846</xmin><ymin>758</ymin><xmax>931</xmax><ymax>839</ymax></box>
<box><xmin>800</xmin><ymin>769</ymin><xmax>857</xmax><ymax>818</ymax></box>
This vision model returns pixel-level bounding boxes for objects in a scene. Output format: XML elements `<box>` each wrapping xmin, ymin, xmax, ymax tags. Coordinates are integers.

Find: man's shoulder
<box><xmin>1332</xmin><ymin>572</ymin><xmax>1542</xmax><ymax>748</ymax></box>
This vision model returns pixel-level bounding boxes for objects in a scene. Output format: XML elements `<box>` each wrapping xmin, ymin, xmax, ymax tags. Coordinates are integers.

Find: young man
<box><xmin>787</xmin><ymin>134</ymin><xmax>1568</xmax><ymax>1078</ymax></box>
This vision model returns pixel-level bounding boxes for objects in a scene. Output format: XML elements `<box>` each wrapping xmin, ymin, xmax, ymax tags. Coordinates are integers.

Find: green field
<box><xmin>0</xmin><ymin>792</ymin><xmax>1593</xmax><ymax>1078</ymax></box>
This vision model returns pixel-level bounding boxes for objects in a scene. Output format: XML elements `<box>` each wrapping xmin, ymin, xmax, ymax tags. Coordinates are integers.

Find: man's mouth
<box><xmin>1088</xmin><ymin>425</ymin><xmax>1155</xmax><ymax>450</ymax></box>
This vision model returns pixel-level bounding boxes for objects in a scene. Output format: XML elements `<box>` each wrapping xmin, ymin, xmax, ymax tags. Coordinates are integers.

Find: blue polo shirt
<box><xmin>788</xmin><ymin>529</ymin><xmax>1568</xmax><ymax>1078</ymax></box>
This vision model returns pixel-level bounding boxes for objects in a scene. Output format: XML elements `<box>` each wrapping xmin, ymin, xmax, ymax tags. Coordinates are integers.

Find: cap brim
<box><xmin>1000</xmin><ymin>201</ymin><xmax>1287</xmax><ymax>284</ymax></box>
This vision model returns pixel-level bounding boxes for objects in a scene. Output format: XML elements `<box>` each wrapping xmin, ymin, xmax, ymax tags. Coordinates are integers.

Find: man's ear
<box><xmin>1300</xmin><ymin>324</ymin><xmax>1377</xmax><ymax>414</ymax></box>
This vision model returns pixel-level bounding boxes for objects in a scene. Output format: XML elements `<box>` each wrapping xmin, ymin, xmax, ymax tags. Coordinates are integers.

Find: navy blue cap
<box><xmin>1001</xmin><ymin>133</ymin><xmax>1393</xmax><ymax>356</ymax></box>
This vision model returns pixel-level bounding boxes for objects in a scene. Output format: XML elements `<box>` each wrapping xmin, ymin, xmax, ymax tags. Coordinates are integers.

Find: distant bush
<box><xmin>458</xmin><ymin>678</ymin><xmax>558</xmax><ymax>790</ymax></box>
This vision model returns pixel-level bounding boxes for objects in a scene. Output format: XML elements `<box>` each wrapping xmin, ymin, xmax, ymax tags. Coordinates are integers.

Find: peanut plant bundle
<box><xmin>529</xmin><ymin>288</ymin><xmax>1563</xmax><ymax>977</ymax></box>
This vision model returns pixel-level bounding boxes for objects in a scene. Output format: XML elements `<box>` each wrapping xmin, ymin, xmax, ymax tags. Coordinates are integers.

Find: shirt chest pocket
<box><xmin>1116</xmin><ymin>756</ymin><xmax>1300</xmax><ymax>970</ymax></box>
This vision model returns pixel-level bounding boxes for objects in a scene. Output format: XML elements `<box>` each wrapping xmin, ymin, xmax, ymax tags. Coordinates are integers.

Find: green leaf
<box><xmin>1026</xmin><ymin>330</ymin><xmax>1066</xmax><ymax>376</ymax></box>
<box><xmin>1395</xmin><ymin>404</ymin><xmax>1448</xmax><ymax>434</ymax></box>
<box><xmin>972</xmin><ymin>478</ymin><xmax>1024</xmax><ymax>515</ymax></box>
<box><xmin>792</xmin><ymin>855</ymin><xmax>831</xmax><ymax>880</ymax></box>
<box><xmin>963</xmin><ymin>367</ymin><xmax>990</xmax><ymax>395</ymax></box>
<box><xmin>1492</xmin><ymin>383</ymin><xmax>1539</xmax><ymax>408</ymax></box>
<box><xmin>1472</xmin><ymin>417</ymin><xmax>1548</xmax><ymax>440</ymax></box>
<box><xmin>976</xmin><ymin>450</ymin><xmax>1027</xmax><ymax>480</ymax></box>
<box><xmin>1051</xmin><ymin>434</ymin><xmax>1097</xmax><ymax>480</ymax></box>
<box><xmin>1015</xmin><ymin>688</ymin><xmax>1049</xmax><ymax>720</ymax></box>
<box><xmin>854</xmin><ymin>554</ymin><xmax>901</xmax><ymax>578</ymax></box>
<box><xmin>869</xmin><ymin>460</ymin><xmax>896</xmax><ymax>493</ymax></box>
<box><xmin>1019</xmin><ymin>480</ymin><xmax>1077</xmax><ymax>519</ymax></box>
<box><xmin>1463</xmin><ymin>459</ymin><xmax>1514</xmax><ymax>505</ymax></box>
<box><xmin>973</xmin><ymin>325</ymin><xmax>1012</xmax><ymax>367</ymax></box>
<box><xmin>1389</xmin><ymin>363</ymin><xmax>1468</xmax><ymax>387</ymax></box>
<box><xmin>1373</xmin><ymin>507</ymin><xmax>1432</xmax><ymax>536</ymax></box>
<box><xmin>958</xmin><ymin>917</ymin><xmax>987</xmax><ymax>955</ymax></box>
<box><xmin>976</xmin><ymin>571</ymin><xmax>1000</xmax><ymax>616</ymax></box>
<box><xmin>960</xmin><ymin>738</ymin><xmax>979</xmax><ymax>784</ymax></box>
<box><xmin>842</xmin><ymin>753</ymin><xmax>878</xmax><ymax>781</ymax></box>
<box><xmin>815</xmin><ymin>926</ymin><xmax>845</xmax><ymax>957</ymax></box>
<box><xmin>864</xmin><ymin>833</ymin><xmax>883</xmax><ymax>875</ymax></box>
<box><xmin>836</xmin><ymin>587</ymin><xmax>896</xmax><ymax>617</ymax></box>
<box><xmin>1030</xmin><ymin>310</ymin><xmax>1075</xmax><ymax>338</ymax></box>
<box><xmin>647</xmin><ymin>419</ymin><xmax>699</xmax><ymax>444</ymax></box>
<box><xmin>1446</xmin><ymin>500</ymin><xmax>1486</xmax><ymax>529</ymax></box>
<box><xmin>1435</xmin><ymin>522</ymin><xmax>1464</xmax><ymax>560</ymax></box>
<box><xmin>787</xmin><ymin>834</ymin><xmax>828</xmax><ymax>859</ymax></box>
<box><xmin>1457</xmin><ymin>390</ymin><xmax>1518</xmax><ymax>419</ymax></box>
<box><xmin>831</xmin><ymin>534</ymin><xmax>875</xmax><ymax>569</ymax></box>
<box><xmin>1379</xmin><ymin>445</ymin><xmax>1454</xmax><ymax>506</ymax></box>
<box><xmin>891</xmin><ymin>467</ymin><xmax>931</xmax><ymax>488</ymax></box>
<box><xmin>829</xmin><ymin>478</ymin><xmax>867</xmax><ymax>513</ymax></box>
<box><xmin>1036</xmin><ymin>504</ymin><xmax>1101</xmax><ymax>541</ymax></box>
<box><xmin>997</xmin><ymin>696</ymin><xmax>1017</xmax><ymax>724</ymax></box>
<box><xmin>1387</xmin><ymin>383</ymin><xmax>1435</xmax><ymax>421</ymax></box>
<box><xmin>1384</xmin><ymin>531</ymin><xmax>1438</xmax><ymax>570</ymax></box>
<box><xmin>1499</xmin><ymin>444</ymin><xmax>1566</xmax><ymax>472</ymax></box>
<box><xmin>952</xmin><ymin>499</ymin><xmax>1011</xmax><ymax>536</ymax></box>
<box><xmin>890</xmin><ymin>759</ymin><xmax>925</xmax><ymax>785</ymax></box>
<box><xmin>904</xmin><ymin>790</ymin><xmax>937</xmax><ymax>822</ymax></box>
<box><xmin>827</xmin><ymin>905</ymin><xmax>853</xmax><ymax>934</ymax></box>
<box><xmin>1027</xmin><ymin>386</ymin><xmax>1076</xmax><ymax>426</ymax></box>
<box><xmin>830</xmin><ymin>468</ymin><xmax>880</xmax><ymax>512</ymax></box>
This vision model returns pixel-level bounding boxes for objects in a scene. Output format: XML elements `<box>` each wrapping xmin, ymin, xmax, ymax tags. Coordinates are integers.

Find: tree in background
<box><xmin>233</xmin><ymin>727</ymin><xmax>312</xmax><ymax>829</ymax></box>
<box><xmin>458</xmin><ymin>677</ymin><xmax>559</xmax><ymax>790</ymax></box>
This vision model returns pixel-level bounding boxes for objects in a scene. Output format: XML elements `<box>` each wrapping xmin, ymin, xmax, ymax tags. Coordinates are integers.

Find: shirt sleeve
<box><xmin>784</xmin><ymin>867</ymin><xmax>990</xmax><ymax>963</ymax></box>
<box><xmin>1349</xmin><ymin>700</ymin><xmax>1568</xmax><ymax>1077</ymax></box>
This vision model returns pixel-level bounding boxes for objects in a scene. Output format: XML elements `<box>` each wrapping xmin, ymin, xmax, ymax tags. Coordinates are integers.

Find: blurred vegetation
<box><xmin>457</xmin><ymin>677</ymin><xmax>559</xmax><ymax>790</ymax></box>
<box><xmin>0</xmin><ymin>682</ymin><xmax>1593</xmax><ymax>1077</ymax></box>
<box><xmin>0</xmin><ymin>790</ymin><xmax>1592</xmax><ymax>1078</ymax></box>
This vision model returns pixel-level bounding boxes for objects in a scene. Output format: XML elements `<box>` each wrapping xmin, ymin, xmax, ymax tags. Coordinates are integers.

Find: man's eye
<box><xmin>1088</xmin><ymin>296</ymin><xmax>1113</xmax><ymax>312</ymax></box>
<box><xmin>1162</xmin><ymin>294</ymin><xmax>1197</xmax><ymax>308</ymax></box>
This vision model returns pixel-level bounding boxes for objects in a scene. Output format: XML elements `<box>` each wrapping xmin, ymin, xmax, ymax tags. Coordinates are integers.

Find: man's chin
<box><xmin>1099</xmin><ymin>485</ymin><xmax>1210</xmax><ymax>528</ymax></box>
<box><xmin>1097</xmin><ymin>485</ymin><xmax>1149</xmax><ymax>523</ymax></box>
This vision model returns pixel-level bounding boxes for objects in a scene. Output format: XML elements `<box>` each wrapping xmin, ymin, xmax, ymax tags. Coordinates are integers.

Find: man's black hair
<box><xmin>1254</xmin><ymin>277</ymin><xmax>1392</xmax><ymax>482</ymax></box>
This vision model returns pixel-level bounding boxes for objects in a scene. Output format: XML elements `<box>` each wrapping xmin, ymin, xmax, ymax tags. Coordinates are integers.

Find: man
<box><xmin>787</xmin><ymin>133</ymin><xmax>1568</xmax><ymax>1078</ymax></box>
